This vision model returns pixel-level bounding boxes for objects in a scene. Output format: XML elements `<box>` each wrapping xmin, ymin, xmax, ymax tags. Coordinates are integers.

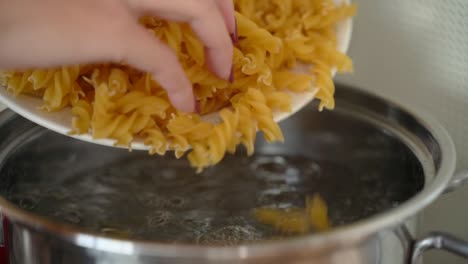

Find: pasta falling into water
<box><xmin>254</xmin><ymin>194</ymin><xmax>331</xmax><ymax>234</ymax></box>
<box><xmin>0</xmin><ymin>0</ymin><xmax>356</xmax><ymax>172</ymax></box>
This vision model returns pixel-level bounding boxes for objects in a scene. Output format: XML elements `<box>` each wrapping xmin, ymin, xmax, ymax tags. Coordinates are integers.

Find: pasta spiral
<box><xmin>242</xmin><ymin>88</ymin><xmax>283</xmax><ymax>143</ymax></box>
<box><xmin>254</xmin><ymin>194</ymin><xmax>331</xmax><ymax>234</ymax></box>
<box><xmin>143</xmin><ymin>126</ymin><xmax>167</xmax><ymax>156</ymax></box>
<box><xmin>70</xmin><ymin>100</ymin><xmax>93</xmax><ymax>135</ymax></box>
<box><xmin>233</xmin><ymin>101</ymin><xmax>257</xmax><ymax>156</ymax></box>
<box><xmin>0</xmin><ymin>0</ymin><xmax>356</xmax><ymax>171</ymax></box>
<box><xmin>208</xmin><ymin>108</ymin><xmax>240</xmax><ymax>164</ymax></box>
<box><xmin>92</xmin><ymin>84</ymin><xmax>156</xmax><ymax>147</ymax></box>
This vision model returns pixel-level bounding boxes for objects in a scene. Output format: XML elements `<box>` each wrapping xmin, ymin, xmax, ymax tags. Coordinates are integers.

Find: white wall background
<box><xmin>336</xmin><ymin>1</ymin><xmax>468</xmax><ymax>263</ymax></box>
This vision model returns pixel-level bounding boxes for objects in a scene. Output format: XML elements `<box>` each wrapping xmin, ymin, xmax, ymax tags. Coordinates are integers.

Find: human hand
<box><xmin>0</xmin><ymin>0</ymin><xmax>236</xmax><ymax>112</ymax></box>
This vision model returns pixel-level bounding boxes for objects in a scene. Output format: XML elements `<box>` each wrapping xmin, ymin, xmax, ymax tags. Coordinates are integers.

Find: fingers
<box><xmin>114</xmin><ymin>23</ymin><xmax>195</xmax><ymax>113</ymax></box>
<box><xmin>214</xmin><ymin>0</ymin><xmax>236</xmax><ymax>34</ymax></box>
<box><xmin>126</xmin><ymin>0</ymin><xmax>234</xmax><ymax>81</ymax></box>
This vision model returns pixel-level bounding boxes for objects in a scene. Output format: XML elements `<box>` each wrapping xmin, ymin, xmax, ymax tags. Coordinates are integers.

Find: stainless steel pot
<box><xmin>0</xmin><ymin>84</ymin><xmax>467</xmax><ymax>264</ymax></box>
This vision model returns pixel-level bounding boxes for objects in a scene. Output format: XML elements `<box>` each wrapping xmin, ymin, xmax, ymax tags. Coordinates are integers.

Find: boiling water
<box><xmin>0</xmin><ymin>102</ymin><xmax>427</xmax><ymax>245</ymax></box>
<box><xmin>0</xmin><ymin>134</ymin><xmax>423</xmax><ymax>245</ymax></box>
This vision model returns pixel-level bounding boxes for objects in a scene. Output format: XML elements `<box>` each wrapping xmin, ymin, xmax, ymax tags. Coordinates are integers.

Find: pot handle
<box><xmin>444</xmin><ymin>170</ymin><xmax>468</xmax><ymax>194</ymax></box>
<box><xmin>410</xmin><ymin>232</ymin><xmax>468</xmax><ymax>264</ymax></box>
<box><xmin>410</xmin><ymin>170</ymin><xmax>468</xmax><ymax>263</ymax></box>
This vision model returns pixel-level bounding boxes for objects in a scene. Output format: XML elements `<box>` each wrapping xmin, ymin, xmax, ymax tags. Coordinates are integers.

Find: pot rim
<box><xmin>0</xmin><ymin>86</ymin><xmax>457</xmax><ymax>259</ymax></box>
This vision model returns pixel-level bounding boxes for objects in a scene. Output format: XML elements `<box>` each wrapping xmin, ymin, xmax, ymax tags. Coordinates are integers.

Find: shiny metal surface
<box><xmin>444</xmin><ymin>170</ymin><xmax>468</xmax><ymax>194</ymax></box>
<box><xmin>0</xmin><ymin>84</ymin><xmax>459</xmax><ymax>263</ymax></box>
<box><xmin>410</xmin><ymin>170</ymin><xmax>468</xmax><ymax>263</ymax></box>
<box><xmin>411</xmin><ymin>232</ymin><xmax>468</xmax><ymax>264</ymax></box>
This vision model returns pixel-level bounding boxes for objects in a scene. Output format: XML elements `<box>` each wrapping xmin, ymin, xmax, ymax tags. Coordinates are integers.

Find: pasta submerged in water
<box><xmin>0</xmin><ymin>0</ymin><xmax>356</xmax><ymax>172</ymax></box>
<box><xmin>254</xmin><ymin>194</ymin><xmax>331</xmax><ymax>234</ymax></box>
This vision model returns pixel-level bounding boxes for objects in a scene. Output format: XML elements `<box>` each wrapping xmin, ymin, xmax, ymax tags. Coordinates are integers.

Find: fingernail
<box><xmin>194</xmin><ymin>99</ymin><xmax>201</xmax><ymax>113</ymax></box>
<box><xmin>230</xmin><ymin>17</ymin><xmax>239</xmax><ymax>44</ymax></box>
<box><xmin>229</xmin><ymin>66</ymin><xmax>234</xmax><ymax>83</ymax></box>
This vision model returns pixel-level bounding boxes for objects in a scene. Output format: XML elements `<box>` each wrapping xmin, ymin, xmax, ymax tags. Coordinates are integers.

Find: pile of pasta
<box><xmin>0</xmin><ymin>0</ymin><xmax>356</xmax><ymax>172</ymax></box>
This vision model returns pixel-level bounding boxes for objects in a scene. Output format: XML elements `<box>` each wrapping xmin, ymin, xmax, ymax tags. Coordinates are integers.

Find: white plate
<box><xmin>0</xmin><ymin>1</ymin><xmax>353</xmax><ymax>151</ymax></box>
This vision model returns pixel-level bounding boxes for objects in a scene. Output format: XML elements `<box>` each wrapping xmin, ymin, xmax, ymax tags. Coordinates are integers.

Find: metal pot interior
<box><xmin>0</xmin><ymin>85</ymin><xmax>438</xmax><ymax>245</ymax></box>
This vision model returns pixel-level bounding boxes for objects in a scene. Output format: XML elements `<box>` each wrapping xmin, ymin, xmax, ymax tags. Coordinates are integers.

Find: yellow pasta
<box><xmin>6</xmin><ymin>71</ymin><xmax>34</xmax><ymax>96</ymax></box>
<box><xmin>70</xmin><ymin>100</ymin><xmax>93</xmax><ymax>134</ymax></box>
<box><xmin>92</xmin><ymin>84</ymin><xmax>157</xmax><ymax>147</ymax></box>
<box><xmin>242</xmin><ymin>88</ymin><xmax>284</xmax><ymax>143</ymax></box>
<box><xmin>208</xmin><ymin>108</ymin><xmax>240</xmax><ymax>165</ymax></box>
<box><xmin>254</xmin><ymin>194</ymin><xmax>331</xmax><ymax>234</ymax></box>
<box><xmin>234</xmin><ymin>102</ymin><xmax>257</xmax><ymax>156</ymax></box>
<box><xmin>143</xmin><ymin>127</ymin><xmax>167</xmax><ymax>156</ymax></box>
<box><xmin>187</xmin><ymin>142</ymin><xmax>210</xmax><ymax>171</ymax></box>
<box><xmin>42</xmin><ymin>66</ymin><xmax>81</xmax><ymax>111</ymax></box>
<box><xmin>0</xmin><ymin>0</ymin><xmax>356</xmax><ymax>171</ymax></box>
<box><xmin>168</xmin><ymin>134</ymin><xmax>191</xmax><ymax>159</ymax></box>
<box><xmin>265</xmin><ymin>91</ymin><xmax>292</xmax><ymax>112</ymax></box>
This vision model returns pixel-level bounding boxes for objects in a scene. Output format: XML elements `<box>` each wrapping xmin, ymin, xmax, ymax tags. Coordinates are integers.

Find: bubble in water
<box><xmin>166</xmin><ymin>196</ymin><xmax>187</xmax><ymax>209</ymax></box>
<box><xmin>80</xmin><ymin>193</ymin><xmax>127</xmax><ymax>210</ymax></box>
<box><xmin>284</xmin><ymin>167</ymin><xmax>300</xmax><ymax>184</ymax></box>
<box><xmin>256</xmin><ymin>185</ymin><xmax>299</xmax><ymax>207</ymax></box>
<box><xmin>181</xmin><ymin>217</ymin><xmax>212</xmax><ymax>236</ymax></box>
<box><xmin>198</xmin><ymin>225</ymin><xmax>261</xmax><ymax>246</ymax></box>
<box><xmin>250</xmin><ymin>156</ymin><xmax>301</xmax><ymax>185</ymax></box>
<box><xmin>250</xmin><ymin>156</ymin><xmax>292</xmax><ymax>184</ymax></box>
<box><xmin>14</xmin><ymin>194</ymin><xmax>40</xmax><ymax>210</ymax></box>
<box><xmin>146</xmin><ymin>211</ymin><xmax>173</xmax><ymax>228</ymax></box>
<box><xmin>136</xmin><ymin>192</ymin><xmax>166</xmax><ymax>208</ymax></box>
<box><xmin>251</xmin><ymin>156</ymin><xmax>287</xmax><ymax>173</ymax></box>
<box><xmin>260</xmin><ymin>185</ymin><xmax>297</xmax><ymax>196</ymax></box>
<box><xmin>81</xmin><ymin>205</ymin><xmax>107</xmax><ymax>223</ymax></box>
<box><xmin>304</xmin><ymin>162</ymin><xmax>322</xmax><ymax>178</ymax></box>
<box><xmin>225</xmin><ymin>216</ymin><xmax>248</xmax><ymax>226</ymax></box>
<box><xmin>54</xmin><ymin>208</ymin><xmax>82</xmax><ymax>224</ymax></box>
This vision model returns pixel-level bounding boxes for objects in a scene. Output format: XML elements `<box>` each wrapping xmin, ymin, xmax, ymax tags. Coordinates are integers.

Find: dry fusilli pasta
<box><xmin>0</xmin><ymin>0</ymin><xmax>356</xmax><ymax>171</ymax></box>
